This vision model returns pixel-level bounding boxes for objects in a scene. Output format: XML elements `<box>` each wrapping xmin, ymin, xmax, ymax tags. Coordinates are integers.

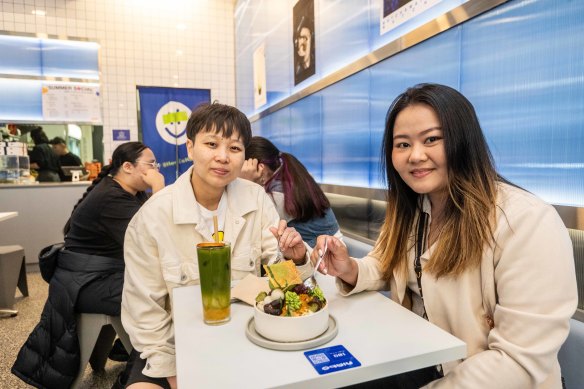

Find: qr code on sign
<box><xmin>308</xmin><ymin>353</ymin><xmax>330</xmax><ymax>364</ymax></box>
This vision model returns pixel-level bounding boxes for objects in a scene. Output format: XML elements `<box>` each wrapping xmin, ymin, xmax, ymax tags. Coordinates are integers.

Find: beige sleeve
<box><xmin>121</xmin><ymin>213</ymin><xmax>177</xmax><ymax>378</ymax></box>
<box><xmin>427</xmin><ymin>203</ymin><xmax>577</xmax><ymax>388</ymax></box>
<box><xmin>335</xmin><ymin>253</ymin><xmax>387</xmax><ymax>295</ymax></box>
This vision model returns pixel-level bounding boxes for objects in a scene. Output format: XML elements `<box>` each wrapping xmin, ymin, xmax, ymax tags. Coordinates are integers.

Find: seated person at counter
<box><xmin>121</xmin><ymin>103</ymin><xmax>312</xmax><ymax>389</ymax></box>
<box><xmin>49</xmin><ymin>136</ymin><xmax>83</xmax><ymax>181</ymax></box>
<box><xmin>12</xmin><ymin>141</ymin><xmax>165</xmax><ymax>389</ymax></box>
<box><xmin>240</xmin><ymin>136</ymin><xmax>342</xmax><ymax>247</ymax></box>
<box><xmin>311</xmin><ymin>83</ymin><xmax>577</xmax><ymax>388</ymax></box>
<box><xmin>29</xmin><ymin>126</ymin><xmax>61</xmax><ymax>182</ymax></box>
<box><xmin>50</xmin><ymin>136</ymin><xmax>82</xmax><ymax>166</ymax></box>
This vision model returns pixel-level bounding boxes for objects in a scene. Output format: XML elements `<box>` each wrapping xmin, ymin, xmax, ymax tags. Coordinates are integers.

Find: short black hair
<box><xmin>186</xmin><ymin>102</ymin><xmax>251</xmax><ymax>148</ymax></box>
<box><xmin>49</xmin><ymin>136</ymin><xmax>66</xmax><ymax>145</ymax></box>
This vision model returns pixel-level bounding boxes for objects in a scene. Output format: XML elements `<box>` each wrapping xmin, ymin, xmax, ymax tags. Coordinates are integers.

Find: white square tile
<box><xmin>3</xmin><ymin>3</ymin><xmax>15</xmax><ymax>13</ymax></box>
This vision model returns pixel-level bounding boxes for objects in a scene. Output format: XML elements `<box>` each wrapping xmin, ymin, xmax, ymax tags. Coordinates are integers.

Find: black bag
<box><xmin>38</xmin><ymin>242</ymin><xmax>64</xmax><ymax>282</ymax></box>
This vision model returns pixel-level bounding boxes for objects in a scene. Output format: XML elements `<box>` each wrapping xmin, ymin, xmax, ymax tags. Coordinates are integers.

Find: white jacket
<box><xmin>121</xmin><ymin>167</ymin><xmax>311</xmax><ymax>378</ymax></box>
<box><xmin>338</xmin><ymin>183</ymin><xmax>578</xmax><ymax>388</ymax></box>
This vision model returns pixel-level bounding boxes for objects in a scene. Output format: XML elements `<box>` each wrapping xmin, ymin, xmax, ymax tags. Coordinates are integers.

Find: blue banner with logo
<box><xmin>138</xmin><ymin>86</ymin><xmax>210</xmax><ymax>185</ymax></box>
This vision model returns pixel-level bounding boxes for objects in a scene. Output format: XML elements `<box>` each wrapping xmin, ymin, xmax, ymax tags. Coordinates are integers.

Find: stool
<box><xmin>71</xmin><ymin>313</ymin><xmax>133</xmax><ymax>389</ymax></box>
<box><xmin>0</xmin><ymin>245</ymin><xmax>28</xmax><ymax>317</ymax></box>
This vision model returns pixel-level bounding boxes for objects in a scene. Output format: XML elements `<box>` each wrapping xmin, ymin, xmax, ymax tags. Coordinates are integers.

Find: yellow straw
<box><xmin>213</xmin><ymin>215</ymin><xmax>219</xmax><ymax>242</ymax></box>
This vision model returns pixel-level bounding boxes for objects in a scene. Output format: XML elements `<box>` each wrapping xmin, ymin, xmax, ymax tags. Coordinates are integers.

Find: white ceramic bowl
<box><xmin>254</xmin><ymin>302</ymin><xmax>329</xmax><ymax>342</ymax></box>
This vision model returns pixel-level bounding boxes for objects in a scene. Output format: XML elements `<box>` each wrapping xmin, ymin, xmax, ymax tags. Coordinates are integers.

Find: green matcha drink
<box><xmin>196</xmin><ymin>242</ymin><xmax>231</xmax><ymax>325</ymax></box>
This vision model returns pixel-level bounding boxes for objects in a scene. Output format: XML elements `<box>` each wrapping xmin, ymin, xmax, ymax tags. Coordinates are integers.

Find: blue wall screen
<box><xmin>237</xmin><ymin>0</ymin><xmax>584</xmax><ymax>207</ymax></box>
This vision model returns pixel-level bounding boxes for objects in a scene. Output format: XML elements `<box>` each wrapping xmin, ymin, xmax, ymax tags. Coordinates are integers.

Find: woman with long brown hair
<box><xmin>312</xmin><ymin>83</ymin><xmax>577</xmax><ymax>387</ymax></box>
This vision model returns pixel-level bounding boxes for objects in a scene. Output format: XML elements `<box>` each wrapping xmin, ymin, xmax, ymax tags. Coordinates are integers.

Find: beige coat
<box><xmin>121</xmin><ymin>167</ymin><xmax>311</xmax><ymax>378</ymax></box>
<box><xmin>339</xmin><ymin>183</ymin><xmax>578</xmax><ymax>388</ymax></box>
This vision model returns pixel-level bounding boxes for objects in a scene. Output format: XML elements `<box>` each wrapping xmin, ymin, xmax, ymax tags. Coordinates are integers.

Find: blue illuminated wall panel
<box><xmin>460</xmin><ymin>0</ymin><xmax>584</xmax><ymax>206</ymax></box>
<box><xmin>319</xmin><ymin>70</ymin><xmax>370</xmax><ymax>187</ymax></box>
<box><xmin>236</xmin><ymin>0</ymin><xmax>584</xmax><ymax>207</ymax></box>
<box><xmin>0</xmin><ymin>36</ymin><xmax>42</xmax><ymax>76</ymax></box>
<box><xmin>236</xmin><ymin>0</ymin><xmax>295</xmax><ymax>116</ymax></box>
<box><xmin>316</xmin><ymin>1</ymin><xmax>371</xmax><ymax>78</ymax></box>
<box><xmin>289</xmin><ymin>96</ymin><xmax>323</xmax><ymax>181</ymax></box>
<box><xmin>0</xmin><ymin>79</ymin><xmax>43</xmax><ymax>121</ymax></box>
<box><xmin>42</xmin><ymin>39</ymin><xmax>100</xmax><ymax>80</ymax></box>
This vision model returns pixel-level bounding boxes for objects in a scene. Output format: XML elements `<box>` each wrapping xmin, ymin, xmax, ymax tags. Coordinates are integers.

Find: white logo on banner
<box><xmin>155</xmin><ymin>101</ymin><xmax>191</xmax><ymax>145</ymax></box>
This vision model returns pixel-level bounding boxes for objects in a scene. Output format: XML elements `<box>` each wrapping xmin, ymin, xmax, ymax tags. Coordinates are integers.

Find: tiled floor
<box><xmin>0</xmin><ymin>272</ymin><xmax>124</xmax><ymax>388</ymax></box>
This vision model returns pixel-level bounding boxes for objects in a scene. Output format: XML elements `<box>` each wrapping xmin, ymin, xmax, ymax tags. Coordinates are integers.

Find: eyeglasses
<box><xmin>137</xmin><ymin>161</ymin><xmax>161</xmax><ymax>169</ymax></box>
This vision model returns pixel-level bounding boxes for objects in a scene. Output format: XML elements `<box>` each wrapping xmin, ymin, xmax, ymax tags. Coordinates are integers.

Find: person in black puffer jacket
<box><xmin>12</xmin><ymin>250</ymin><xmax>125</xmax><ymax>388</ymax></box>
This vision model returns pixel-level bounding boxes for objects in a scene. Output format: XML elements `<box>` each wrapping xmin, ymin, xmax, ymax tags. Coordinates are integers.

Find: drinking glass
<box><xmin>196</xmin><ymin>242</ymin><xmax>231</xmax><ymax>325</ymax></box>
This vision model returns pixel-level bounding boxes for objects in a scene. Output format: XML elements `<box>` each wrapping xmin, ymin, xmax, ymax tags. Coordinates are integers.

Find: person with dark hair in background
<box><xmin>12</xmin><ymin>142</ymin><xmax>164</xmax><ymax>389</ymax></box>
<box><xmin>29</xmin><ymin>126</ymin><xmax>61</xmax><ymax>182</ymax></box>
<box><xmin>240</xmin><ymin>136</ymin><xmax>341</xmax><ymax>247</ymax></box>
<box><xmin>293</xmin><ymin>0</ymin><xmax>315</xmax><ymax>85</ymax></box>
<box><xmin>121</xmin><ymin>103</ymin><xmax>312</xmax><ymax>389</ymax></box>
<box><xmin>311</xmin><ymin>83</ymin><xmax>577</xmax><ymax>388</ymax></box>
<box><xmin>50</xmin><ymin>136</ymin><xmax>82</xmax><ymax>166</ymax></box>
<box><xmin>50</xmin><ymin>136</ymin><xmax>83</xmax><ymax>181</ymax></box>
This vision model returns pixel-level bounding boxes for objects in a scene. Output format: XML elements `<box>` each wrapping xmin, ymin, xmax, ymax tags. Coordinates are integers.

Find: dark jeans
<box><xmin>340</xmin><ymin>365</ymin><xmax>443</xmax><ymax>389</ymax></box>
<box><xmin>75</xmin><ymin>272</ymin><xmax>124</xmax><ymax>316</ymax></box>
<box><xmin>123</xmin><ymin>350</ymin><xmax>171</xmax><ymax>389</ymax></box>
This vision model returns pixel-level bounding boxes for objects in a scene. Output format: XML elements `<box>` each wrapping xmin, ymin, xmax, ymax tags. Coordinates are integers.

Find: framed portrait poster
<box><xmin>293</xmin><ymin>0</ymin><xmax>315</xmax><ymax>85</ymax></box>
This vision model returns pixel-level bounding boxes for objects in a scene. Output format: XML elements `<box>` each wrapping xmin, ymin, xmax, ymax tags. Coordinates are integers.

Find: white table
<box><xmin>0</xmin><ymin>212</ymin><xmax>18</xmax><ymax>222</ymax></box>
<box><xmin>173</xmin><ymin>275</ymin><xmax>466</xmax><ymax>388</ymax></box>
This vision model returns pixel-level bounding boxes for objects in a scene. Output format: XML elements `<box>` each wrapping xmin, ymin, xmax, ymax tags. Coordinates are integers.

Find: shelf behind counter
<box><xmin>0</xmin><ymin>181</ymin><xmax>90</xmax><ymax>267</ymax></box>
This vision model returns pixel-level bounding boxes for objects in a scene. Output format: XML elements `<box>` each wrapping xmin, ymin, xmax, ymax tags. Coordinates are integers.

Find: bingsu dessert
<box><xmin>254</xmin><ymin>260</ymin><xmax>329</xmax><ymax>342</ymax></box>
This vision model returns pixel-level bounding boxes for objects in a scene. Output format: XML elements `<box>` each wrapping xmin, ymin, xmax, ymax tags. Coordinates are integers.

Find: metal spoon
<box><xmin>304</xmin><ymin>238</ymin><xmax>328</xmax><ymax>289</ymax></box>
<box><xmin>275</xmin><ymin>233</ymin><xmax>284</xmax><ymax>262</ymax></box>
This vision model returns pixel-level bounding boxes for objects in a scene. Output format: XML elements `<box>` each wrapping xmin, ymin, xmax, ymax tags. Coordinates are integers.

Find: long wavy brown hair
<box><xmin>375</xmin><ymin>83</ymin><xmax>502</xmax><ymax>280</ymax></box>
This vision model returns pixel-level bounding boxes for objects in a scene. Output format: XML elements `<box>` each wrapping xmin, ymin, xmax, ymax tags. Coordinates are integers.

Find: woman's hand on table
<box><xmin>270</xmin><ymin>220</ymin><xmax>307</xmax><ymax>264</ymax></box>
<box><xmin>312</xmin><ymin>235</ymin><xmax>357</xmax><ymax>286</ymax></box>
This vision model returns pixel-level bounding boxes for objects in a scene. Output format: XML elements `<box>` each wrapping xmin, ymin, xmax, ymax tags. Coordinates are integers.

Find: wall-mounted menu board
<box><xmin>41</xmin><ymin>82</ymin><xmax>102</xmax><ymax>123</ymax></box>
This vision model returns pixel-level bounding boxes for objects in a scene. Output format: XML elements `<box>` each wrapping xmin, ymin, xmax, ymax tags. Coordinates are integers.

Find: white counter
<box><xmin>0</xmin><ymin>182</ymin><xmax>90</xmax><ymax>264</ymax></box>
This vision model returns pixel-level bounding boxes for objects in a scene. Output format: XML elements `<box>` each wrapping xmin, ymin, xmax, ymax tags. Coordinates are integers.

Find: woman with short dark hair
<box><xmin>121</xmin><ymin>103</ymin><xmax>311</xmax><ymax>389</ymax></box>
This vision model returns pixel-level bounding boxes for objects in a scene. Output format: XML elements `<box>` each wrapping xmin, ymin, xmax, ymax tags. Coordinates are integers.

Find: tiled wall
<box><xmin>0</xmin><ymin>0</ymin><xmax>236</xmax><ymax>160</ymax></box>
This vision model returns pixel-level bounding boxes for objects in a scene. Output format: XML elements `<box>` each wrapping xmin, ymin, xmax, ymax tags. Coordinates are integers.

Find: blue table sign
<box><xmin>304</xmin><ymin>345</ymin><xmax>361</xmax><ymax>375</ymax></box>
